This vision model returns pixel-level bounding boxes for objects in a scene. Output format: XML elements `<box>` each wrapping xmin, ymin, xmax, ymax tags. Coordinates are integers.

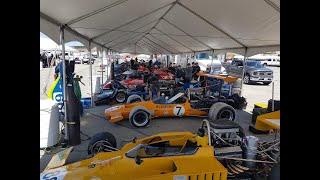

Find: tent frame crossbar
<box><xmin>92</xmin><ymin>2</ymin><xmax>174</xmax><ymax>40</ymax></box>
<box><xmin>148</xmin><ymin>33</ymin><xmax>182</xmax><ymax>54</ymax></box>
<box><xmin>139</xmin><ymin>40</ymin><xmax>164</xmax><ymax>54</ymax></box>
<box><xmin>144</xmin><ymin>37</ymin><xmax>173</xmax><ymax>54</ymax></box>
<box><xmin>103</xmin><ymin>19</ymin><xmax>159</xmax><ymax>46</ymax></box>
<box><xmin>67</xmin><ymin>0</ymin><xmax>129</xmax><ymax>25</ymax></box>
<box><xmin>162</xmin><ymin>18</ymin><xmax>213</xmax><ymax>50</ymax></box>
<box><xmin>133</xmin><ymin>1</ymin><xmax>178</xmax><ymax>50</ymax></box>
<box><xmin>154</xmin><ymin>27</ymin><xmax>195</xmax><ymax>52</ymax></box>
<box><xmin>176</xmin><ymin>1</ymin><xmax>246</xmax><ymax>48</ymax></box>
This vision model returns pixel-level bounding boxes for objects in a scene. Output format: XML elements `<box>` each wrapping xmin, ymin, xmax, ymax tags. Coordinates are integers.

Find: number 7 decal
<box><xmin>173</xmin><ymin>105</ymin><xmax>185</xmax><ymax>116</ymax></box>
<box><xmin>176</xmin><ymin>107</ymin><xmax>182</xmax><ymax>115</ymax></box>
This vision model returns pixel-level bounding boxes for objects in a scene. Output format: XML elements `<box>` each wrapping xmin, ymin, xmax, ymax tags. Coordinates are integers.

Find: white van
<box><xmin>260</xmin><ymin>58</ymin><xmax>280</xmax><ymax>66</ymax></box>
<box><xmin>194</xmin><ymin>52</ymin><xmax>226</xmax><ymax>73</ymax></box>
<box><xmin>249</xmin><ymin>54</ymin><xmax>280</xmax><ymax>67</ymax></box>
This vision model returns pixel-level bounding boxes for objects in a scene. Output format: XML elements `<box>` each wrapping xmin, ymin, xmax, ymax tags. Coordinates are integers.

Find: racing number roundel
<box><xmin>173</xmin><ymin>105</ymin><xmax>185</xmax><ymax>116</ymax></box>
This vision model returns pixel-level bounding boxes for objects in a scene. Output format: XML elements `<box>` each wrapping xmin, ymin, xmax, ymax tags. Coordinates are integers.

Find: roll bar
<box><xmin>201</xmin><ymin>119</ymin><xmax>211</xmax><ymax>146</ymax></box>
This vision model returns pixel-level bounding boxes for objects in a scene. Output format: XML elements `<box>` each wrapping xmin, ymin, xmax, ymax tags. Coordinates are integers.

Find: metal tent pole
<box><xmin>60</xmin><ymin>25</ymin><xmax>68</xmax><ymax>141</ymax></box>
<box><xmin>101</xmin><ymin>48</ymin><xmax>104</xmax><ymax>84</ymax></box>
<box><xmin>272</xmin><ymin>81</ymin><xmax>275</xmax><ymax>111</ymax></box>
<box><xmin>89</xmin><ymin>41</ymin><xmax>94</xmax><ymax>107</ymax></box>
<box><xmin>106</xmin><ymin>49</ymin><xmax>109</xmax><ymax>80</ymax></box>
<box><xmin>211</xmin><ymin>50</ymin><xmax>214</xmax><ymax>67</ymax></box>
<box><xmin>240</xmin><ymin>48</ymin><xmax>248</xmax><ymax>97</ymax></box>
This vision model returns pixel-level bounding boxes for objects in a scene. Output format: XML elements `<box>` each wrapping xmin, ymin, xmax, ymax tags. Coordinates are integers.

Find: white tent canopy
<box><xmin>40</xmin><ymin>0</ymin><xmax>279</xmax><ymax>56</ymax></box>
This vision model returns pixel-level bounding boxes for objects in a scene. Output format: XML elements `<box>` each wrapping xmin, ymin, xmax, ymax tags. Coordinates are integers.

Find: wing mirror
<box><xmin>135</xmin><ymin>155</ymin><xmax>143</xmax><ymax>165</ymax></box>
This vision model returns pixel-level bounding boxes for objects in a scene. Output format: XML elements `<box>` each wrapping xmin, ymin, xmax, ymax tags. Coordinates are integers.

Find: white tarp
<box><xmin>40</xmin><ymin>0</ymin><xmax>280</xmax><ymax>56</ymax></box>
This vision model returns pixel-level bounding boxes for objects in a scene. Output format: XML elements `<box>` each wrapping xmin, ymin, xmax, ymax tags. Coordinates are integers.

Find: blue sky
<box><xmin>40</xmin><ymin>32</ymin><xmax>84</xmax><ymax>47</ymax></box>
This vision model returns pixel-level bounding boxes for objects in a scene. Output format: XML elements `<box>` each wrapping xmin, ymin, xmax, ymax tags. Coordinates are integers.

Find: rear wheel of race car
<box><xmin>129</xmin><ymin>109</ymin><xmax>150</xmax><ymax>128</ymax></box>
<box><xmin>115</xmin><ymin>91</ymin><xmax>126</xmax><ymax>103</ymax></box>
<box><xmin>88</xmin><ymin>132</ymin><xmax>117</xmax><ymax>155</ymax></box>
<box><xmin>126</xmin><ymin>94</ymin><xmax>144</xmax><ymax>103</ymax></box>
<box><xmin>208</xmin><ymin>102</ymin><xmax>236</xmax><ymax>121</ymax></box>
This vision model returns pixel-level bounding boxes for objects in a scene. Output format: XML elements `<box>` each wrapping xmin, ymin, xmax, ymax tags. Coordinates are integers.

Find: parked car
<box><xmin>82</xmin><ymin>56</ymin><xmax>95</xmax><ymax>64</ymax></box>
<box><xmin>259</xmin><ymin>58</ymin><xmax>280</xmax><ymax>67</ymax></box>
<box><xmin>194</xmin><ymin>52</ymin><xmax>225</xmax><ymax>72</ymax></box>
<box><xmin>226</xmin><ymin>60</ymin><xmax>273</xmax><ymax>85</ymax></box>
<box><xmin>248</xmin><ymin>54</ymin><xmax>280</xmax><ymax>67</ymax></box>
<box><xmin>74</xmin><ymin>57</ymin><xmax>81</xmax><ymax>64</ymax></box>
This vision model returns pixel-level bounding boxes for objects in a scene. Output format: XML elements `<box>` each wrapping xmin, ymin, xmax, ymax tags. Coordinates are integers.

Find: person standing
<box><xmin>184</xmin><ymin>63</ymin><xmax>193</xmax><ymax>83</ymax></box>
<box><xmin>168</xmin><ymin>62</ymin><xmax>175</xmax><ymax>74</ymax></box>
<box><xmin>130</xmin><ymin>58</ymin><xmax>134</xmax><ymax>68</ymax></box>
<box><xmin>153</xmin><ymin>59</ymin><xmax>161</xmax><ymax>67</ymax></box>
<box><xmin>193</xmin><ymin>62</ymin><xmax>201</xmax><ymax>81</ymax></box>
<box><xmin>175</xmin><ymin>65</ymin><xmax>183</xmax><ymax>84</ymax></box>
<box><xmin>148</xmin><ymin>59</ymin><xmax>153</xmax><ymax>69</ymax></box>
<box><xmin>148</xmin><ymin>74</ymin><xmax>160</xmax><ymax>100</ymax></box>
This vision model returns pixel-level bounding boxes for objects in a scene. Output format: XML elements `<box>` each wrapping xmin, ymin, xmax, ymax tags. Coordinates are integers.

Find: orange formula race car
<box><xmin>105</xmin><ymin>93</ymin><xmax>240</xmax><ymax>127</ymax></box>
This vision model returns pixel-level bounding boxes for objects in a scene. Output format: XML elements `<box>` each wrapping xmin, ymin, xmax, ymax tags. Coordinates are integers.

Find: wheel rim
<box><xmin>243</xmin><ymin>75</ymin><xmax>249</xmax><ymax>84</ymax></box>
<box><xmin>218</xmin><ymin>109</ymin><xmax>234</xmax><ymax>120</ymax></box>
<box><xmin>116</xmin><ymin>92</ymin><xmax>126</xmax><ymax>102</ymax></box>
<box><xmin>133</xmin><ymin>112</ymin><xmax>148</xmax><ymax>126</ymax></box>
<box><xmin>91</xmin><ymin>140</ymin><xmax>113</xmax><ymax>155</ymax></box>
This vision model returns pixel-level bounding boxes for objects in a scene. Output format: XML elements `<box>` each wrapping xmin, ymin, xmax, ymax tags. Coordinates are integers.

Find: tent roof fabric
<box><xmin>40</xmin><ymin>0</ymin><xmax>279</xmax><ymax>56</ymax></box>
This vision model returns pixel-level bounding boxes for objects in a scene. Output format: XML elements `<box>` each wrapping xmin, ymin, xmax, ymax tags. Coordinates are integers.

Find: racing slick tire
<box><xmin>208</xmin><ymin>102</ymin><xmax>236</xmax><ymax>121</ymax></box>
<box><xmin>115</xmin><ymin>90</ymin><xmax>127</xmax><ymax>103</ymax></box>
<box><xmin>129</xmin><ymin>109</ymin><xmax>150</xmax><ymax>128</ymax></box>
<box><xmin>88</xmin><ymin>132</ymin><xmax>117</xmax><ymax>155</ymax></box>
<box><xmin>126</xmin><ymin>94</ymin><xmax>144</xmax><ymax>103</ymax></box>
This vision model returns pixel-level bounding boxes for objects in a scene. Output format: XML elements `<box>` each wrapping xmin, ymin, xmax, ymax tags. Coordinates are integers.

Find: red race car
<box><xmin>152</xmin><ymin>68</ymin><xmax>175</xmax><ymax>80</ymax></box>
<box><xmin>120</xmin><ymin>78</ymin><xmax>145</xmax><ymax>88</ymax></box>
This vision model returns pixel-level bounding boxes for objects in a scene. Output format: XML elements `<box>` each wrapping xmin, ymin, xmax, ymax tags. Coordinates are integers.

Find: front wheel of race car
<box><xmin>115</xmin><ymin>91</ymin><xmax>127</xmax><ymax>103</ymax></box>
<box><xmin>208</xmin><ymin>102</ymin><xmax>236</xmax><ymax>121</ymax></box>
<box><xmin>88</xmin><ymin>132</ymin><xmax>117</xmax><ymax>155</ymax></box>
<box><xmin>129</xmin><ymin>109</ymin><xmax>150</xmax><ymax>128</ymax></box>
